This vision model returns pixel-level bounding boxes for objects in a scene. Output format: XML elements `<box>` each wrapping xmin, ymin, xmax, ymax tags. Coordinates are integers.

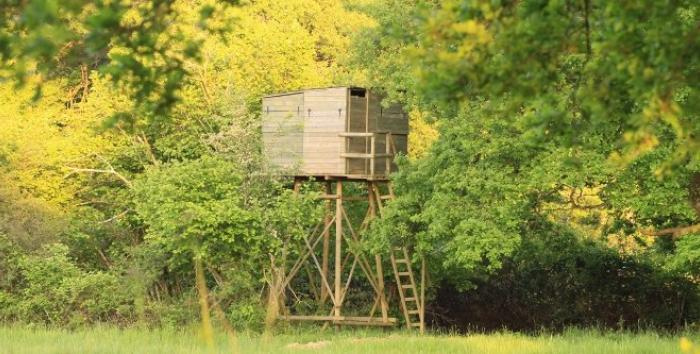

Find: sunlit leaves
<box><xmin>359</xmin><ymin>0</ymin><xmax>700</xmax><ymax>288</ymax></box>
<box><xmin>132</xmin><ymin>156</ymin><xmax>321</xmax><ymax>265</ymax></box>
<box><xmin>0</xmin><ymin>0</ymin><xmax>237</xmax><ymax>125</ymax></box>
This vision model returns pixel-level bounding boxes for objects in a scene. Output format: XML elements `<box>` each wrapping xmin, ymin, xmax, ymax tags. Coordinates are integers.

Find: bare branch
<box><xmin>65</xmin><ymin>153</ymin><xmax>132</xmax><ymax>188</ymax></box>
<box><xmin>100</xmin><ymin>209</ymin><xmax>131</xmax><ymax>223</ymax></box>
<box><xmin>95</xmin><ymin>247</ymin><xmax>112</xmax><ymax>269</ymax></box>
<box><xmin>642</xmin><ymin>224</ymin><xmax>700</xmax><ymax>238</ymax></box>
<box><xmin>135</xmin><ymin>133</ymin><xmax>160</xmax><ymax>166</ymax></box>
<box><xmin>74</xmin><ymin>200</ymin><xmax>115</xmax><ymax>207</ymax></box>
<box><xmin>65</xmin><ymin>167</ymin><xmax>133</xmax><ymax>188</ymax></box>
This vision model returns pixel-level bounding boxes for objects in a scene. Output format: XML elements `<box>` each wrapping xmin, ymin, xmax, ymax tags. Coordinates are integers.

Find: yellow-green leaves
<box><xmin>220</xmin><ymin>0</ymin><xmax>371</xmax><ymax>103</ymax></box>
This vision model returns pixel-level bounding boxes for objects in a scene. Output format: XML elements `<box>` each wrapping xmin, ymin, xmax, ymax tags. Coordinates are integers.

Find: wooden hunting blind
<box><xmin>262</xmin><ymin>87</ymin><xmax>425</xmax><ymax>332</ymax></box>
<box><xmin>262</xmin><ymin>86</ymin><xmax>408</xmax><ymax>179</ymax></box>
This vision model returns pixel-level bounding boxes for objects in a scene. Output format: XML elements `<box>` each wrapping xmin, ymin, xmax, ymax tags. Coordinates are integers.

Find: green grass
<box><xmin>0</xmin><ymin>326</ymin><xmax>694</xmax><ymax>354</ymax></box>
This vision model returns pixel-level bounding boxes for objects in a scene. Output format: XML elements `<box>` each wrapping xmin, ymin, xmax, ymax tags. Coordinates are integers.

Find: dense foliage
<box><xmin>1</xmin><ymin>0</ymin><xmax>699</xmax><ymax>332</ymax></box>
<box><xmin>0</xmin><ymin>0</ymin><xmax>362</xmax><ymax>328</ymax></box>
<box><xmin>357</xmin><ymin>0</ymin><xmax>700</xmax><ymax>328</ymax></box>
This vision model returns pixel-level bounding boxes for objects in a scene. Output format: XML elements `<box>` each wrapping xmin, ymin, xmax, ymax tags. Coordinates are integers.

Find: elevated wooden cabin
<box><xmin>262</xmin><ymin>87</ymin><xmax>408</xmax><ymax>180</ymax></box>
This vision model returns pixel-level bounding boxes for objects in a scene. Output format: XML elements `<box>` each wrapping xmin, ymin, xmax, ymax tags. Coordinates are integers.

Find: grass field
<box><xmin>0</xmin><ymin>326</ymin><xmax>695</xmax><ymax>354</ymax></box>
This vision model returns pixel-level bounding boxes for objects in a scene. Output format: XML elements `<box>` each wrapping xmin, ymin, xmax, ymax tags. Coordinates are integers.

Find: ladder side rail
<box><xmin>390</xmin><ymin>252</ymin><xmax>412</xmax><ymax>328</ymax></box>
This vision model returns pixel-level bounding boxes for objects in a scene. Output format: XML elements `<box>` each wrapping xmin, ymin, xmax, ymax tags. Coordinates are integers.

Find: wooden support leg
<box><xmin>321</xmin><ymin>181</ymin><xmax>331</xmax><ymax>304</ymax></box>
<box><xmin>375</xmin><ymin>255</ymin><xmax>389</xmax><ymax>324</ymax></box>
<box><xmin>264</xmin><ymin>255</ymin><xmax>282</xmax><ymax>331</ymax></box>
<box><xmin>280</xmin><ymin>179</ymin><xmax>301</xmax><ymax>318</ymax></box>
<box><xmin>368</xmin><ymin>182</ymin><xmax>389</xmax><ymax>323</ymax></box>
<box><xmin>334</xmin><ymin>181</ymin><xmax>343</xmax><ymax>330</ymax></box>
<box><xmin>420</xmin><ymin>256</ymin><xmax>426</xmax><ymax>334</ymax></box>
<box><xmin>293</xmin><ymin>177</ymin><xmax>302</xmax><ymax>193</ymax></box>
<box><xmin>280</xmin><ymin>241</ymin><xmax>288</xmax><ymax>316</ymax></box>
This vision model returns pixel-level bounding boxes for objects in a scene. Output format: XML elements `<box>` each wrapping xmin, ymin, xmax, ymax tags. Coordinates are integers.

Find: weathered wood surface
<box><xmin>262</xmin><ymin>87</ymin><xmax>408</xmax><ymax>178</ymax></box>
<box><xmin>262</xmin><ymin>93</ymin><xmax>304</xmax><ymax>170</ymax></box>
<box><xmin>302</xmin><ymin>88</ymin><xmax>346</xmax><ymax>175</ymax></box>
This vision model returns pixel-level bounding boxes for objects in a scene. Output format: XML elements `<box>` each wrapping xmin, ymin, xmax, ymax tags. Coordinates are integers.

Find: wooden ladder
<box><xmin>390</xmin><ymin>246</ymin><xmax>424</xmax><ymax>332</ymax></box>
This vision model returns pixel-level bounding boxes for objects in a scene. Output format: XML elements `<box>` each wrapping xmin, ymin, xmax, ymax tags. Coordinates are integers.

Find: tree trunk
<box><xmin>195</xmin><ymin>257</ymin><xmax>215</xmax><ymax>350</ymax></box>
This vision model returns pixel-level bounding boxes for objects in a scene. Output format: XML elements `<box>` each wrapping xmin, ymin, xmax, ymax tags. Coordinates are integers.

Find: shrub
<box><xmin>431</xmin><ymin>227</ymin><xmax>700</xmax><ymax>331</ymax></box>
<box><xmin>11</xmin><ymin>243</ymin><xmax>136</xmax><ymax>326</ymax></box>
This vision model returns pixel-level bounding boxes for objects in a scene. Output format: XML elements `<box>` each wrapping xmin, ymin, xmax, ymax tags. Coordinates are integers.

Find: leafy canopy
<box><xmin>360</xmin><ymin>0</ymin><xmax>700</xmax><ymax>287</ymax></box>
<box><xmin>0</xmin><ymin>0</ymin><xmax>236</xmax><ymax>124</ymax></box>
<box><xmin>133</xmin><ymin>156</ymin><xmax>321</xmax><ymax>265</ymax></box>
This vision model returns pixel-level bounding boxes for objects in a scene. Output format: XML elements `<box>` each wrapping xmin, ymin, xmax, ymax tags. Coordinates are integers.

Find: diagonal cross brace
<box><xmin>279</xmin><ymin>216</ymin><xmax>335</xmax><ymax>296</ymax></box>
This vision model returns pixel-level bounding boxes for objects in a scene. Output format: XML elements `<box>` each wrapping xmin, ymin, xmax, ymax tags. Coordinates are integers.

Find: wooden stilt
<box><xmin>293</xmin><ymin>177</ymin><xmax>302</xmax><ymax>193</ymax></box>
<box><xmin>281</xmin><ymin>241</ymin><xmax>288</xmax><ymax>317</ymax></box>
<box><xmin>375</xmin><ymin>257</ymin><xmax>389</xmax><ymax>323</ymax></box>
<box><xmin>334</xmin><ymin>181</ymin><xmax>343</xmax><ymax>329</ymax></box>
<box><xmin>320</xmin><ymin>181</ymin><xmax>332</xmax><ymax>304</ymax></box>
<box><xmin>283</xmin><ymin>177</ymin><xmax>304</xmax><ymax>317</ymax></box>
<box><xmin>369</xmin><ymin>182</ymin><xmax>389</xmax><ymax>323</ymax></box>
<box><xmin>385</xmin><ymin>133</ymin><xmax>391</xmax><ymax>175</ymax></box>
<box><xmin>420</xmin><ymin>256</ymin><xmax>426</xmax><ymax>334</ymax></box>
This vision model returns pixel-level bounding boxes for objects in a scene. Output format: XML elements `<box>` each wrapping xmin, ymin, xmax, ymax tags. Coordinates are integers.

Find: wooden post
<box><xmin>345</xmin><ymin>90</ymin><xmax>351</xmax><ymax>175</ymax></box>
<box><xmin>320</xmin><ymin>182</ymin><xmax>332</xmax><ymax>303</ymax></box>
<box><xmin>420</xmin><ymin>256</ymin><xmax>426</xmax><ymax>334</ymax></box>
<box><xmin>370</xmin><ymin>135</ymin><xmax>376</xmax><ymax>177</ymax></box>
<box><xmin>369</xmin><ymin>182</ymin><xmax>389</xmax><ymax>323</ymax></box>
<box><xmin>278</xmin><ymin>178</ymin><xmax>302</xmax><ymax>319</ymax></box>
<box><xmin>365</xmin><ymin>89</ymin><xmax>370</xmax><ymax>175</ymax></box>
<box><xmin>385</xmin><ymin>133</ymin><xmax>391</xmax><ymax>176</ymax></box>
<box><xmin>334</xmin><ymin>181</ymin><xmax>343</xmax><ymax>328</ymax></box>
<box><xmin>293</xmin><ymin>177</ymin><xmax>302</xmax><ymax>193</ymax></box>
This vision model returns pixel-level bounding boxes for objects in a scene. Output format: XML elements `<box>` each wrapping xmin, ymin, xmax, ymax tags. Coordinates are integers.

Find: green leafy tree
<box><xmin>360</xmin><ymin>0</ymin><xmax>700</xmax><ymax>288</ymax></box>
<box><xmin>0</xmin><ymin>0</ymin><xmax>236</xmax><ymax>123</ymax></box>
<box><xmin>132</xmin><ymin>156</ymin><xmax>321</xmax><ymax>331</ymax></box>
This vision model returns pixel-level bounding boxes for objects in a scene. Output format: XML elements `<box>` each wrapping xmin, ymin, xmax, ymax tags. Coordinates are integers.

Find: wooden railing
<box><xmin>339</xmin><ymin>131</ymin><xmax>397</xmax><ymax>177</ymax></box>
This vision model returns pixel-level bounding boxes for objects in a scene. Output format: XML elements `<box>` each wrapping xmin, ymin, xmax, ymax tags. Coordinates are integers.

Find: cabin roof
<box><xmin>262</xmin><ymin>86</ymin><xmax>366</xmax><ymax>98</ymax></box>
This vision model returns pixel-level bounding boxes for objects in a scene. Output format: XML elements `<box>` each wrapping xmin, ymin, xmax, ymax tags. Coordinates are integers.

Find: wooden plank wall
<box><xmin>345</xmin><ymin>89</ymin><xmax>410</xmax><ymax>176</ymax></box>
<box><xmin>368</xmin><ymin>91</ymin><xmax>409</xmax><ymax>175</ymax></box>
<box><xmin>262</xmin><ymin>93</ymin><xmax>305</xmax><ymax>171</ymax></box>
<box><xmin>378</xmin><ymin>101</ymin><xmax>408</xmax><ymax>174</ymax></box>
<box><xmin>301</xmin><ymin>87</ymin><xmax>347</xmax><ymax>175</ymax></box>
<box><xmin>262</xmin><ymin>87</ymin><xmax>409</xmax><ymax>178</ymax></box>
<box><xmin>377</xmin><ymin>102</ymin><xmax>409</xmax><ymax>135</ymax></box>
<box><xmin>382</xmin><ymin>134</ymin><xmax>407</xmax><ymax>173</ymax></box>
<box><xmin>347</xmin><ymin>89</ymin><xmax>368</xmax><ymax>175</ymax></box>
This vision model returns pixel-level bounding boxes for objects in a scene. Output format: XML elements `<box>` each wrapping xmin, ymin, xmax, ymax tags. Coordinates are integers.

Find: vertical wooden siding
<box><xmin>262</xmin><ymin>93</ymin><xmax>304</xmax><ymax>171</ymax></box>
<box><xmin>301</xmin><ymin>87</ymin><xmax>347</xmax><ymax>175</ymax></box>
<box><xmin>262</xmin><ymin>87</ymin><xmax>409</xmax><ymax>177</ymax></box>
<box><xmin>347</xmin><ymin>90</ymin><xmax>369</xmax><ymax>175</ymax></box>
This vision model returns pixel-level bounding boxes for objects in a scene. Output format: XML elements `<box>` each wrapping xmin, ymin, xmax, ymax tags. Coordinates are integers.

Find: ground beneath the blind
<box><xmin>0</xmin><ymin>326</ymin><xmax>695</xmax><ymax>353</ymax></box>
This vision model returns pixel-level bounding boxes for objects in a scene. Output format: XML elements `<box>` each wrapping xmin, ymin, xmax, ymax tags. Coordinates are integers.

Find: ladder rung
<box><xmin>393</xmin><ymin>247</ymin><xmax>403</xmax><ymax>251</ymax></box>
<box><xmin>401</xmin><ymin>284</ymin><xmax>413</xmax><ymax>289</ymax></box>
<box><xmin>380</xmin><ymin>195</ymin><xmax>393</xmax><ymax>200</ymax></box>
<box><xmin>410</xmin><ymin>323</ymin><xmax>422</xmax><ymax>327</ymax></box>
<box><xmin>405</xmin><ymin>297</ymin><xmax>416</xmax><ymax>301</ymax></box>
<box><xmin>398</xmin><ymin>272</ymin><xmax>412</xmax><ymax>276</ymax></box>
<box><xmin>395</xmin><ymin>259</ymin><xmax>409</xmax><ymax>264</ymax></box>
<box><xmin>408</xmin><ymin>310</ymin><xmax>420</xmax><ymax>315</ymax></box>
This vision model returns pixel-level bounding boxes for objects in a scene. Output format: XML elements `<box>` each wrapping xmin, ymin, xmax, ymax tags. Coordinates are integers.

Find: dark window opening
<box><xmin>350</xmin><ymin>88</ymin><xmax>366</xmax><ymax>97</ymax></box>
